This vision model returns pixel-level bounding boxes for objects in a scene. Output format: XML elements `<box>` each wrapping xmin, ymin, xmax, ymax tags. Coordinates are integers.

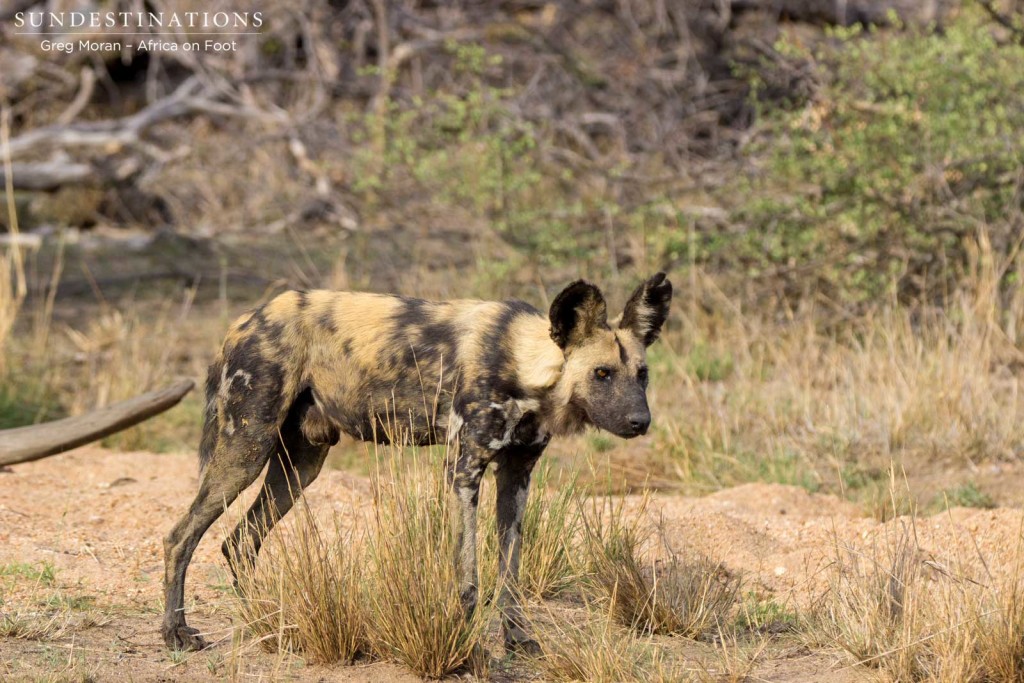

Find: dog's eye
<box><xmin>638</xmin><ymin>366</ymin><xmax>649</xmax><ymax>385</ymax></box>
<box><xmin>594</xmin><ymin>367</ymin><xmax>612</xmax><ymax>381</ymax></box>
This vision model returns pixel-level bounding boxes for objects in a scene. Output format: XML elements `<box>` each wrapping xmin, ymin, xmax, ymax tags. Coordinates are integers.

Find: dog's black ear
<box><xmin>619</xmin><ymin>272</ymin><xmax>672</xmax><ymax>347</ymax></box>
<box><xmin>549</xmin><ymin>280</ymin><xmax>608</xmax><ymax>350</ymax></box>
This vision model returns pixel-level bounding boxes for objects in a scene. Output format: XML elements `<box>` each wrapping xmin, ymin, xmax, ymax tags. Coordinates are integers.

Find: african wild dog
<box><xmin>162</xmin><ymin>273</ymin><xmax>672</xmax><ymax>653</ymax></box>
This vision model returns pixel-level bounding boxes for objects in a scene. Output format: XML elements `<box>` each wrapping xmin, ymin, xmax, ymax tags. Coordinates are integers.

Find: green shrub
<box><xmin>697</xmin><ymin>8</ymin><xmax>1024</xmax><ymax>304</ymax></box>
<box><xmin>350</xmin><ymin>41</ymin><xmax>591</xmax><ymax>269</ymax></box>
<box><xmin>928</xmin><ymin>481</ymin><xmax>997</xmax><ymax>512</ymax></box>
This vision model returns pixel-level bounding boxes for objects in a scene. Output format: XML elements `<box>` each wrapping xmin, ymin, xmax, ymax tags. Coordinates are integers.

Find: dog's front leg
<box><xmin>450</xmin><ymin>441</ymin><xmax>488</xmax><ymax>619</ymax></box>
<box><xmin>494</xmin><ymin>449</ymin><xmax>542</xmax><ymax>653</ymax></box>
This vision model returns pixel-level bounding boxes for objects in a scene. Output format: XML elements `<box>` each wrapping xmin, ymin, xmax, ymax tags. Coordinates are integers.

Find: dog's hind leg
<box><xmin>221</xmin><ymin>391</ymin><xmax>337</xmax><ymax>586</ymax></box>
<box><xmin>161</xmin><ymin>432</ymin><xmax>273</xmax><ymax>651</ymax></box>
<box><xmin>220</xmin><ymin>442</ymin><xmax>330</xmax><ymax>586</ymax></box>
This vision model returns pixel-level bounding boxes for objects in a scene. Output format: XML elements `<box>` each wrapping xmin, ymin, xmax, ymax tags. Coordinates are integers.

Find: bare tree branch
<box><xmin>55</xmin><ymin>67</ymin><xmax>97</xmax><ymax>126</ymax></box>
<box><xmin>6</xmin><ymin>75</ymin><xmax>281</xmax><ymax>162</ymax></box>
<box><xmin>0</xmin><ymin>380</ymin><xmax>195</xmax><ymax>467</ymax></box>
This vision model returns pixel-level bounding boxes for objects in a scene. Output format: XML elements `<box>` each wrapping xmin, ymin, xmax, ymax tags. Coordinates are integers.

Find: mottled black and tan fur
<box><xmin>162</xmin><ymin>273</ymin><xmax>672</xmax><ymax>653</ymax></box>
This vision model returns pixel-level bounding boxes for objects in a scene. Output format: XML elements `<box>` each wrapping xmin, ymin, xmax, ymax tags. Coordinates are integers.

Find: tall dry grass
<box><xmin>227</xmin><ymin>438</ymin><xmax>754</xmax><ymax>679</ymax></box>
<box><xmin>0</xmin><ymin>276</ymin><xmax>211</xmax><ymax>446</ymax></box>
<box><xmin>364</xmin><ymin>453</ymin><xmax>493</xmax><ymax>678</ymax></box>
<box><xmin>531</xmin><ymin>602</ymin><xmax>680</xmax><ymax>683</ymax></box>
<box><xmin>0</xmin><ymin>105</ymin><xmax>27</xmax><ymax>377</ymax></box>
<box><xmin>58</xmin><ymin>294</ymin><xmax>207</xmax><ymax>449</ymax></box>
<box><xmin>0</xmin><ymin>254</ymin><xmax>24</xmax><ymax>377</ymax></box>
<box><xmin>653</xmin><ymin>232</ymin><xmax>1024</xmax><ymax>508</ymax></box>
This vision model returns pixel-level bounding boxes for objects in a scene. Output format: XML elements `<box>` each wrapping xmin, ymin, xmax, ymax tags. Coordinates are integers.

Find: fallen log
<box><xmin>1</xmin><ymin>159</ymin><xmax>95</xmax><ymax>191</ymax></box>
<box><xmin>0</xmin><ymin>379</ymin><xmax>195</xmax><ymax>466</ymax></box>
<box><xmin>3</xmin><ymin>76</ymin><xmax>206</xmax><ymax>160</ymax></box>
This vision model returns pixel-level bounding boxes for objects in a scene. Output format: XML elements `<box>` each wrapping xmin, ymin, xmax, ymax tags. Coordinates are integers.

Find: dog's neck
<box><xmin>509</xmin><ymin>313</ymin><xmax>589</xmax><ymax>438</ymax></box>
<box><xmin>539</xmin><ymin>378</ymin><xmax>589</xmax><ymax>437</ymax></box>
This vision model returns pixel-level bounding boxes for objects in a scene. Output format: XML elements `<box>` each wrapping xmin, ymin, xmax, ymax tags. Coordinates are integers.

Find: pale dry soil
<box><xmin>2</xmin><ymin>448</ymin><xmax>1022</xmax><ymax>681</ymax></box>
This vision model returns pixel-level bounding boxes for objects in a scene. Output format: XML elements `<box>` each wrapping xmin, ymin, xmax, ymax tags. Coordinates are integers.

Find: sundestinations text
<box><xmin>14</xmin><ymin>11</ymin><xmax>262</xmax><ymax>30</ymax></box>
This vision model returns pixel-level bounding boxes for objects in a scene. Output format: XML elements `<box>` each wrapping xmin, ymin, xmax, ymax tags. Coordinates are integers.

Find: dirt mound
<box><xmin>650</xmin><ymin>482</ymin><xmax>1024</xmax><ymax>609</ymax></box>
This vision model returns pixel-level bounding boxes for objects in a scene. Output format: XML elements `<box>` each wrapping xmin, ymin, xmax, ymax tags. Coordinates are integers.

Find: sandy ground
<box><xmin>1</xmin><ymin>447</ymin><xmax>1022</xmax><ymax>681</ymax></box>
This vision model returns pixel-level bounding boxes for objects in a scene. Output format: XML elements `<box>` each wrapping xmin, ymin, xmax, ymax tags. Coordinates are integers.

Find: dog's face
<box><xmin>549</xmin><ymin>273</ymin><xmax>672</xmax><ymax>438</ymax></box>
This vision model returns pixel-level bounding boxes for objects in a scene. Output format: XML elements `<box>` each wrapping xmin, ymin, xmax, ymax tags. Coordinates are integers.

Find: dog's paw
<box><xmin>459</xmin><ymin>585</ymin><xmax>479</xmax><ymax>618</ymax></box>
<box><xmin>163</xmin><ymin>623</ymin><xmax>209</xmax><ymax>651</ymax></box>
<box><xmin>505</xmin><ymin>636</ymin><xmax>541</xmax><ymax>656</ymax></box>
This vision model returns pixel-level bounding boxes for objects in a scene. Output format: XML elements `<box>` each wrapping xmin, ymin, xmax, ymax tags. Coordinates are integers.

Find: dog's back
<box><xmin>200</xmin><ymin>290</ymin><xmax>553</xmax><ymax>467</ymax></box>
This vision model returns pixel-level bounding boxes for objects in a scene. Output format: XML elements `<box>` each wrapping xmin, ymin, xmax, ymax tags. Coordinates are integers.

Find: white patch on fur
<box><xmin>487</xmin><ymin>398</ymin><xmax>542</xmax><ymax>451</ymax></box>
<box><xmin>445</xmin><ymin>413</ymin><xmax>464</xmax><ymax>444</ymax></box>
<box><xmin>218</xmin><ymin>366</ymin><xmax>253</xmax><ymax>400</ymax></box>
<box><xmin>218</xmin><ymin>366</ymin><xmax>254</xmax><ymax>436</ymax></box>
<box><xmin>516</xmin><ymin>398</ymin><xmax>540</xmax><ymax>413</ymax></box>
<box><xmin>488</xmin><ymin>399</ymin><xmax>515</xmax><ymax>451</ymax></box>
<box><xmin>218</xmin><ymin>364</ymin><xmax>231</xmax><ymax>399</ymax></box>
<box><xmin>617</xmin><ymin>285</ymin><xmax>660</xmax><ymax>341</ymax></box>
<box><xmin>458</xmin><ymin>485</ymin><xmax>476</xmax><ymax>505</ymax></box>
<box><xmin>630</xmin><ymin>300</ymin><xmax>655</xmax><ymax>337</ymax></box>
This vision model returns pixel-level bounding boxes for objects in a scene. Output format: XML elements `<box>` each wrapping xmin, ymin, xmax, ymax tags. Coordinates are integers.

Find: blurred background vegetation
<box><xmin>3</xmin><ymin>0</ymin><xmax>1024</xmax><ymax>513</ymax></box>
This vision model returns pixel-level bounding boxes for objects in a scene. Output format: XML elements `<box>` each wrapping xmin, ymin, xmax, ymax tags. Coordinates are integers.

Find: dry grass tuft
<box><xmin>695</xmin><ymin>628</ymin><xmax>767</xmax><ymax>683</ymax></box>
<box><xmin>364</xmin><ymin>453</ymin><xmax>492</xmax><ymax>678</ymax></box>
<box><xmin>532</xmin><ymin>603</ymin><xmax>678</xmax><ymax>683</ymax></box>
<box><xmin>583</xmin><ymin>496</ymin><xmax>739</xmax><ymax>638</ymax></box>
<box><xmin>0</xmin><ymin>604</ymin><xmax>75</xmax><ymax>642</ymax></box>
<box><xmin>48</xmin><ymin>293</ymin><xmax>207</xmax><ymax>450</ymax></box>
<box><xmin>63</xmin><ymin>297</ymin><xmax>193</xmax><ymax>406</ymax></box>
<box><xmin>814</xmin><ymin>515</ymin><xmax>1024</xmax><ymax>682</ymax></box>
<box><xmin>233</xmin><ymin>500</ymin><xmax>367</xmax><ymax>664</ymax></box>
<box><xmin>0</xmin><ymin>107</ymin><xmax>27</xmax><ymax>377</ymax></box>
<box><xmin>0</xmin><ymin>254</ymin><xmax>24</xmax><ymax>377</ymax></box>
<box><xmin>977</xmin><ymin>576</ymin><xmax>1024</xmax><ymax>682</ymax></box>
<box><xmin>815</xmin><ymin>520</ymin><xmax>922</xmax><ymax>675</ymax></box>
<box><xmin>0</xmin><ymin>564</ymin><xmax>88</xmax><ymax>643</ymax></box>
<box><xmin>478</xmin><ymin>463</ymin><xmax>587</xmax><ymax>601</ymax></box>
<box><xmin>0</xmin><ymin>248</ymin><xmax>208</xmax><ymax>442</ymax></box>
<box><xmin>235</xmin><ymin>444</ymin><xmax>491</xmax><ymax>678</ymax></box>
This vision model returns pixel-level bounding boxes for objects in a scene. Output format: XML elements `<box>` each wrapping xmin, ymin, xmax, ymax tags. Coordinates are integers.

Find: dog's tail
<box><xmin>197</xmin><ymin>356</ymin><xmax>223</xmax><ymax>474</ymax></box>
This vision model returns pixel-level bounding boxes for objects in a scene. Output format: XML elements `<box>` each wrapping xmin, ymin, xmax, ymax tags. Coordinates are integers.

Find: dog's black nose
<box><xmin>627</xmin><ymin>414</ymin><xmax>650</xmax><ymax>435</ymax></box>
